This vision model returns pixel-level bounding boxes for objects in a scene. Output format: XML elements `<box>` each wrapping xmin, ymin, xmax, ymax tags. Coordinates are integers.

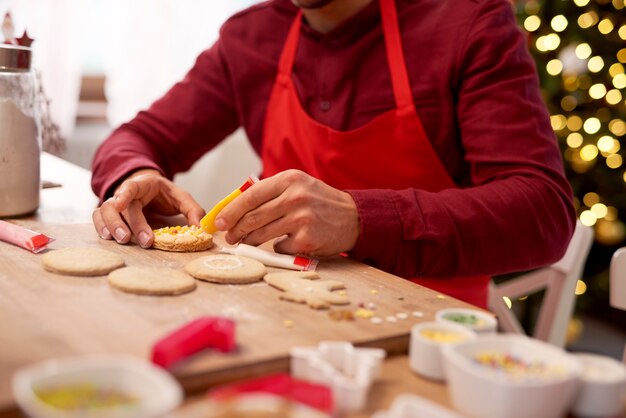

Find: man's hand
<box><xmin>92</xmin><ymin>169</ymin><xmax>205</xmax><ymax>248</ymax></box>
<box><xmin>215</xmin><ymin>169</ymin><xmax>360</xmax><ymax>257</ymax></box>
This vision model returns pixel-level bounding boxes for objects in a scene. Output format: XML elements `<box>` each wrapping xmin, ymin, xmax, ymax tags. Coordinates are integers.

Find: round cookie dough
<box><xmin>152</xmin><ymin>225</ymin><xmax>213</xmax><ymax>252</ymax></box>
<box><xmin>108</xmin><ymin>266</ymin><xmax>197</xmax><ymax>296</ymax></box>
<box><xmin>42</xmin><ymin>247</ymin><xmax>125</xmax><ymax>276</ymax></box>
<box><xmin>185</xmin><ymin>254</ymin><xmax>267</xmax><ymax>284</ymax></box>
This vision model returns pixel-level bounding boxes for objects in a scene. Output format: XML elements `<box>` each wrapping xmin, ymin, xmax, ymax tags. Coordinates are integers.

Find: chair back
<box><xmin>489</xmin><ymin>220</ymin><xmax>594</xmax><ymax>347</ymax></box>
<box><xmin>610</xmin><ymin>247</ymin><xmax>626</xmax><ymax>311</ymax></box>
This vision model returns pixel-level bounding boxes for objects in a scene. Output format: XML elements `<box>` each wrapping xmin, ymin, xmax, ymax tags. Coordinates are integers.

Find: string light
<box><xmin>580</xmin><ymin>144</ymin><xmax>599</xmax><ymax>161</ymax></box>
<box><xmin>518</xmin><ymin>0</ymin><xmax>626</xmax><ymax>258</ymax></box>
<box><xmin>583</xmin><ymin>117</ymin><xmax>601</xmax><ymax>134</ymax></box>
<box><xmin>609</xmin><ymin>119</ymin><xmax>626</xmax><ymax>136</ymax></box>
<box><xmin>580</xmin><ymin>210</ymin><xmax>597</xmax><ymax>226</ymax></box>
<box><xmin>551</xmin><ymin>15</ymin><xmax>568</xmax><ymax>32</ymax></box>
<box><xmin>547</xmin><ymin>59</ymin><xmax>563</xmax><ymax>75</ymax></box>
<box><xmin>525</xmin><ymin>15</ymin><xmax>541</xmax><ymax>32</ymax></box>
<box><xmin>612</xmin><ymin>73</ymin><xmax>626</xmax><ymax>89</ymax></box>
<box><xmin>575</xmin><ymin>43</ymin><xmax>592</xmax><ymax>59</ymax></box>
<box><xmin>606</xmin><ymin>89</ymin><xmax>623</xmax><ymax>105</ymax></box>
<box><xmin>598</xmin><ymin>19</ymin><xmax>615</xmax><ymax>34</ymax></box>
<box><xmin>589</xmin><ymin>83</ymin><xmax>607</xmax><ymax>99</ymax></box>
<box><xmin>607</xmin><ymin>154</ymin><xmax>623</xmax><ymax>169</ymax></box>
<box><xmin>588</xmin><ymin>56</ymin><xmax>604</xmax><ymax>72</ymax></box>
<box><xmin>583</xmin><ymin>192</ymin><xmax>600</xmax><ymax>207</ymax></box>
<box><xmin>567</xmin><ymin>133</ymin><xmax>584</xmax><ymax>148</ymax></box>
<box><xmin>567</xmin><ymin>116</ymin><xmax>583</xmax><ymax>131</ymax></box>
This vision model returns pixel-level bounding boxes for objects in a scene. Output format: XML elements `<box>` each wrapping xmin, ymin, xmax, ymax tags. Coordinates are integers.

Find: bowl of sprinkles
<box><xmin>12</xmin><ymin>355</ymin><xmax>182</xmax><ymax>418</ymax></box>
<box><xmin>441</xmin><ymin>334</ymin><xmax>582</xmax><ymax>418</ymax></box>
<box><xmin>409</xmin><ymin>321</ymin><xmax>477</xmax><ymax>381</ymax></box>
<box><xmin>435</xmin><ymin>308</ymin><xmax>497</xmax><ymax>334</ymax></box>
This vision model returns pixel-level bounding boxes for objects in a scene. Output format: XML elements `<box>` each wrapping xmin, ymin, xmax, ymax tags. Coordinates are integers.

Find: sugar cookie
<box><xmin>184</xmin><ymin>254</ymin><xmax>266</xmax><ymax>284</ymax></box>
<box><xmin>108</xmin><ymin>266</ymin><xmax>196</xmax><ymax>296</ymax></box>
<box><xmin>263</xmin><ymin>271</ymin><xmax>349</xmax><ymax>309</ymax></box>
<box><xmin>42</xmin><ymin>247</ymin><xmax>125</xmax><ymax>276</ymax></box>
<box><xmin>152</xmin><ymin>225</ymin><xmax>213</xmax><ymax>252</ymax></box>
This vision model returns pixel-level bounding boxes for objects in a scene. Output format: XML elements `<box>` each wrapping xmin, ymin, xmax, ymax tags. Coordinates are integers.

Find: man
<box><xmin>91</xmin><ymin>0</ymin><xmax>575</xmax><ymax>308</ymax></box>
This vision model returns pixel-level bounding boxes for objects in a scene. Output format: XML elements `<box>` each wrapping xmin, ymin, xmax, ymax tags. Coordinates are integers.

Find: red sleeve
<box><xmin>91</xmin><ymin>37</ymin><xmax>239</xmax><ymax>201</ymax></box>
<box><xmin>347</xmin><ymin>0</ymin><xmax>575</xmax><ymax>279</ymax></box>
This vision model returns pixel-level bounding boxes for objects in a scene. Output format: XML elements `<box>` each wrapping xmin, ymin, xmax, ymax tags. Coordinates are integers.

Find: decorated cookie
<box><xmin>184</xmin><ymin>254</ymin><xmax>267</xmax><ymax>284</ymax></box>
<box><xmin>42</xmin><ymin>247</ymin><xmax>125</xmax><ymax>276</ymax></box>
<box><xmin>263</xmin><ymin>271</ymin><xmax>349</xmax><ymax>309</ymax></box>
<box><xmin>108</xmin><ymin>266</ymin><xmax>197</xmax><ymax>296</ymax></box>
<box><xmin>152</xmin><ymin>225</ymin><xmax>213</xmax><ymax>252</ymax></box>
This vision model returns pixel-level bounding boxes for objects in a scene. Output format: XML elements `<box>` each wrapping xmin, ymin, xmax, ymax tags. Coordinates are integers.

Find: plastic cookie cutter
<box><xmin>290</xmin><ymin>341</ymin><xmax>386</xmax><ymax>414</ymax></box>
<box><xmin>371</xmin><ymin>394</ymin><xmax>466</xmax><ymax>418</ymax></box>
<box><xmin>208</xmin><ymin>373</ymin><xmax>333</xmax><ymax>414</ymax></box>
<box><xmin>151</xmin><ymin>316</ymin><xmax>235</xmax><ymax>368</ymax></box>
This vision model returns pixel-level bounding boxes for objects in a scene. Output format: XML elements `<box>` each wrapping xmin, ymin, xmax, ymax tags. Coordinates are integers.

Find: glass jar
<box><xmin>0</xmin><ymin>44</ymin><xmax>40</xmax><ymax>217</ymax></box>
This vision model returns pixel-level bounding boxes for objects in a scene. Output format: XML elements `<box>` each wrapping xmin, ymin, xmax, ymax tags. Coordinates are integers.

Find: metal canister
<box><xmin>0</xmin><ymin>44</ymin><xmax>40</xmax><ymax>217</ymax></box>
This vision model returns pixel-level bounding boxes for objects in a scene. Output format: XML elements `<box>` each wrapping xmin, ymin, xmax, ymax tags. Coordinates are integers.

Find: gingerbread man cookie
<box><xmin>263</xmin><ymin>271</ymin><xmax>349</xmax><ymax>309</ymax></box>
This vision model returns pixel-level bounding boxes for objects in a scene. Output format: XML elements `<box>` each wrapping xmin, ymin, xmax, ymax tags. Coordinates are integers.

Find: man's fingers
<box><xmin>92</xmin><ymin>208</ymin><xmax>113</xmax><ymax>240</ymax></box>
<box><xmin>113</xmin><ymin>176</ymin><xmax>158</xmax><ymax>212</ymax></box>
<box><xmin>170</xmin><ymin>187</ymin><xmax>205</xmax><ymax>226</ymax></box>
<box><xmin>216</xmin><ymin>174</ymin><xmax>289</xmax><ymax>230</ymax></box>
<box><xmin>99</xmin><ymin>198</ymin><xmax>131</xmax><ymax>244</ymax></box>
<box><xmin>123</xmin><ymin>200</ymin><xmax>153</xmax><ymax>248</ymax></box>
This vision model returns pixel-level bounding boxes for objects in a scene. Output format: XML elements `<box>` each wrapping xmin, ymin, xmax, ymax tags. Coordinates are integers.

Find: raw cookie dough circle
<box><xmin>108</xmin><ymin>266</ymin><xmax>196</xmax><ymax>296</ymax></box>
<box><xmin>152</xmin><ymin>225</ymin><xmax>213</xmax><ymax>252</ymax></box>
<box><xmin>42</xmin><ymin>247</ymin><xmax>125</xmax><ymax>276</ymax></box>
<box><xmin>185</xmin><ymin>254</ymin><xmax>266</xmax><ymax>284</ymax></box>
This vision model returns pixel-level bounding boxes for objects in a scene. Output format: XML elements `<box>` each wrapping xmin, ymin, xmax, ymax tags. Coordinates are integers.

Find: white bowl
<box><xmin>12</xmin><ymin>355</ymin><xmax>183</xmax><ymax>418</ymax></box>
<box><xmin>409</xmin><ymin>321</ymin><xmax>477</xmax><ymax>381</ymax></box>
<box><xmin>371</xmin><ymin>394</ymin><xmax>466</xmax><ymax>418</ymax></box>
<box><xmin>570</xmin><ymin>353</ymin><xmax>626</xmax><ymax>418</ymax></box>
<box><xmin>442</xmin><ymin>334</ymin><xmax>582</xmax><ymax>418</ymax></box>
<box><xmin>436</xmin><ymin>308</ymin><xmax>497</xmax><ymax>334</ymax></box>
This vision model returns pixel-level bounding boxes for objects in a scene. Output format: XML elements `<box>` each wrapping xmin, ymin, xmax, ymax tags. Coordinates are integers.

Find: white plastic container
<box><xmin>409</xmin><ymin>321</ymin><xmax>477</xmax><ymax>381</ymax></box>
<box><xmin>371</xmin><ymin>394</ymin><xmax>466</xmax><ymax>418</ymax></box>
<box><xmin>570</xmin><ymin>353</ymin><xmax>626</xmax><ymax>418</ymax></box>
<box><xmin>442</xmin><ymin>334</ymin><xmax>582</xmax><ymax>418</ymax></box>
<box><xmin>436</xmin><ymin>308</ymin><xmax>497</xmax><ymax>334</ymax></box>
<box><xmin>12</xmin><ymin>355</ymin><xmax>182</xmax><ymax>418</ymax></box>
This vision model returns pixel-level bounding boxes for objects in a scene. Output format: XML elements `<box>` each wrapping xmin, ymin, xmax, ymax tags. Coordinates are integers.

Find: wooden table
<box><xmin>0</xmin><ymin>153</ymin><xmax>472</xmax><ymax>417</ymax></box>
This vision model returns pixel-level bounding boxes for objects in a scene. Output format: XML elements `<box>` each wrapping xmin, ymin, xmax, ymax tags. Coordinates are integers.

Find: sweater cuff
<box><xmin>344</xmin><ymin>189</ymin><xmax>403</xmax><ymax>272</ymax></box>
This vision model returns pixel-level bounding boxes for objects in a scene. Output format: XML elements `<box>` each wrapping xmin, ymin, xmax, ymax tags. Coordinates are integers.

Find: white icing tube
<box><xmin>221</xmin><ymin>243</ymin><xmax>318</xmax><ymax>271</ymax></box>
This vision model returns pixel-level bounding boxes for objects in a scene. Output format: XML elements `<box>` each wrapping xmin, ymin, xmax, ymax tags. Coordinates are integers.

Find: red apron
<box><xmin>260</xmin><ymin>0</ymin><xmax>489</xmax><ymax>308</ymax></box>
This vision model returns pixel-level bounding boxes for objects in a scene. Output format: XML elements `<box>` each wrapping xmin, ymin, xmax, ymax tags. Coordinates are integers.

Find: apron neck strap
<box><xmin>279</xmin><ymin>0</ymin><xmax>413</xmax><ymax>110</ymax></box>
<box><xmin>278</xmin><ymin>11</ymin><xmax>303</xmax><ymax>76</ymax></box>
<box><xmin>379</xmin><ymin>0</ymin><xmax>414</xmax><ymax>109</ymax></box>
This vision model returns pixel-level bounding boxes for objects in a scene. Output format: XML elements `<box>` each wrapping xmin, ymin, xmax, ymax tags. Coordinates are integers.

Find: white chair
<box><xmin>609</xmin><ymin>247</ymin><xmax>626</xmax><ymax>362</ymax></box>
<box><xmin>489</xmin><ymin>221</ymin><xmax>594</xmax><ymax>347</ymax></box>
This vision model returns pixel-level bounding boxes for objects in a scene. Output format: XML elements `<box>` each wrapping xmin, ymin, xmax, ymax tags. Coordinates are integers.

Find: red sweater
<box><xmin>92</xmin><ymin>0</ymin><xmax>575</xmax><ymax>280</ymax></box>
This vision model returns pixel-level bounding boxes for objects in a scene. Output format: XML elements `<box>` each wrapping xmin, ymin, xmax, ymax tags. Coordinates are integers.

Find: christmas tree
<box><xmin>514</xmin><ymin>0</ymin><xmax>625</xmax><ymax>322</ymax></box>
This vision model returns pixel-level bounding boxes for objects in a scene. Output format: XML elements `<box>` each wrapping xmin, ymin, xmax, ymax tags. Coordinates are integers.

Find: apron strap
<box><xmin>278</xmin><ymin>11</ymin><xmax>303</xmax><ymax>76</ymax></box>
<box><xmin>379</xmin><ymin>0</ymin><xmax>414</xmax><ymax>110</ymax></box>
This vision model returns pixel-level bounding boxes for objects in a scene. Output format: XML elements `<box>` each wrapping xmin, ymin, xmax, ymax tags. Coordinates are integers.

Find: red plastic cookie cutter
<box><xmin>151</xmin><ymin>316</ymin><xmax>235</xmax><ymax>368</ymax></box>
<box><xmin>208</xmin><ymin>373</ymin><xmax>333</xmax><ymax>413</ymax></box>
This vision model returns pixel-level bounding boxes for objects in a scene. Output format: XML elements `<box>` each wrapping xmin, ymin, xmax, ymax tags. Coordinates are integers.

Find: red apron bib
<box><xmin>260</xmin><ymin>0</ymin><xmax>489</xmax><ymax>308</ymax></box>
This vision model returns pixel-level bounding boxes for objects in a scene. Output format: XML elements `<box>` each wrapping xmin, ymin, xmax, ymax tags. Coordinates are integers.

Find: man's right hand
<box><xmin>92</xmin><ymin>169</ymin><xmax>205</xmax><ymax>248</ymax></box>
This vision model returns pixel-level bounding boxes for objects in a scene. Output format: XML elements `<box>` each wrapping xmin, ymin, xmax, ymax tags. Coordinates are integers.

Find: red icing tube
<box><xmin>0</xmin><ymin>220</ymin><xmax>52</xmax><ymax>253</ymax></box>
<box><xmin>151</xmin><ymin>317</ymin><xmax>236</xmax><ymax>368</ymax></box>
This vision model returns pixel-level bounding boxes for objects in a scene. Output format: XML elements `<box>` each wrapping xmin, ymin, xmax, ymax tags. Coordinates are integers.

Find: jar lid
<box><xmin>0</xmin><ymin>44</ymin><xmax>32</xmax><ymax>71</ymax></box>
